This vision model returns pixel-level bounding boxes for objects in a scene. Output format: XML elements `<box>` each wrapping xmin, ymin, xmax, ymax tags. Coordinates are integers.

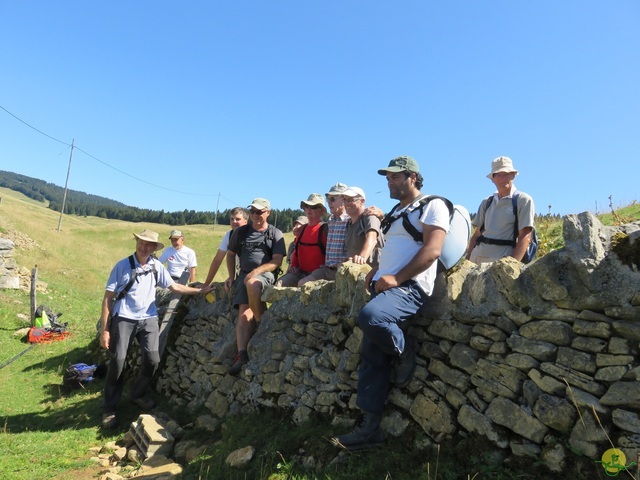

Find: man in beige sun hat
<box><xmin>277</xmin><ymin>194</ymin><xmax>328</xmax><ymax>287</ymax></box>
<box><xmin>99</xmin><ymin>229</ymin><xmax>213</xmax><ymax>429</ymax></box>
<box><xmin>467</xmin><ymin>156</ymin><xmax>535</xmax><ymax>264</ymax></box>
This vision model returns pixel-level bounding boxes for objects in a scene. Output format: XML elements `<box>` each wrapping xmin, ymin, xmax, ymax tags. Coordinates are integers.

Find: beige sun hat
<box><xmin>133</xmin><ymin>229</ymin><xmax>165</xmax><ymax>251</ymax></box>
<box><xmin>325</xmin><ymin>182</ymin><xmax>348</xmax><ymax>197</ymax></box>
<box><xmin>248</xmin><ymin>198</ymin><xmax>271</xmax><ymax>210</ymax></box>
<box><xmin>487</xmin><ymin>156</ymin><xmax>518</xmax><ymax>179</ymax></box>
<box><xmin>300</xmin><ymin>193</ymin><xmax>327</xmax><ymax>212</ymax></box>
<box><xmin>294</xmin><ymin>215</ymin><xmax>309</xmax><ymax>226</ymax></box>
<box><xmin>169</xmin><ymin>229</ymin><xmax>183</xmax><ymax>239</ymax></box>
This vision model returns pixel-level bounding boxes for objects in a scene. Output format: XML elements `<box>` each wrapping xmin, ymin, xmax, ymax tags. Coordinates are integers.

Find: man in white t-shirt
<box><xmin>203</xmin><ymin>207</ymin><xmax>249</xmax><ymax>286</ymax></box>
<box><xmin>332</xmin><ymin>156</ymin><xmax>449</xmax><ymax>451</ymax></box>
<box><xmin>158</xmin><ymin>230</ymin><xmax>197</xmax><ymax>283</ymax></box>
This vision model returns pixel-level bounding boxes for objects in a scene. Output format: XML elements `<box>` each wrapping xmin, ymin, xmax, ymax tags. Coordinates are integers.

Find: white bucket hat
<box><xmin>487</xmin><ymin>156</ymin><xmax>518</xmax><ymax>179</ymax></box>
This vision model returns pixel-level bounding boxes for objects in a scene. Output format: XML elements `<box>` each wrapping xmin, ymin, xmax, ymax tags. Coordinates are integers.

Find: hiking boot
<box><xmin>331</xmin><ymin>412</ymin><xmax>384</xmax><ymax>451</ymax></box>
<box><xmin>101</xmin><ymin>412</ymin><xmax>117</xmax><ymax>430</ymax></box>
<box><xmin>228</xmin><ymin>350</ymin><xmax>249</xmax><ymax>376</ymax></box>
<box><xmin>131</xmin><ymin>396</ymin><xmax>156</xmax><ymax>410</ymax></box>
<box><xmin>393</xmin><ymin>336</ymin><xmax>417</xmax><ymax>388</ymax></box>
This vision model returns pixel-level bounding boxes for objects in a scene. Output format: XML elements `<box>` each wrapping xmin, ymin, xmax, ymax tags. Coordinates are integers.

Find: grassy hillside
<box><xmin>0</xmin><ymin>187</ymin><xmax>637</xmax><ymax>480</ymax></box>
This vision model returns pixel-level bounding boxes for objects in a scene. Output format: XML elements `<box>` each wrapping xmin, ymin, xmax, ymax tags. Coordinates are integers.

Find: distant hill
<box><xmin>0</xmin><ymin>170</ymin><xmax>302</xmax><ymax>231</ymax></box>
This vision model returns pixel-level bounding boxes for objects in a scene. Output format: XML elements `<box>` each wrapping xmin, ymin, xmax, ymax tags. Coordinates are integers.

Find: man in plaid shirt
<box><xmin>299</xmin><ymin>182</ymin><xmax>350</xmax><ymax>285</ymax></box>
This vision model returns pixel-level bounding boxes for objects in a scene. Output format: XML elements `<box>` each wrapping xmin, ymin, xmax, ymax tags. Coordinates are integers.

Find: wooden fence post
<box><xmin>30</xmin><ymin>265</ymin><xmax>38</xmax><ymax>327</ymax></box>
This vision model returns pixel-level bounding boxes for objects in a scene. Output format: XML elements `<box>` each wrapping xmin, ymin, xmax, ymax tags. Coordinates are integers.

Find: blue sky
<box><xmin>1</xmin><ymin>1</ymin><xmax>638</xmax><ymax>218</ymax></box>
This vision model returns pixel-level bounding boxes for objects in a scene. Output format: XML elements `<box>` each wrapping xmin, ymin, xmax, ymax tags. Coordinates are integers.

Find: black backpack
<box><xmin>293</xmin><ymin>223</ymin><xmax>328</xmax><ymax>255</ymax></box>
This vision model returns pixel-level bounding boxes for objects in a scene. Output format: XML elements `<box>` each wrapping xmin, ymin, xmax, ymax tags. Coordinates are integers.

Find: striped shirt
<box><xmin>325</xmin><ymin>213</ymin><xmax>350</xmax><ymax>266</ymax></box>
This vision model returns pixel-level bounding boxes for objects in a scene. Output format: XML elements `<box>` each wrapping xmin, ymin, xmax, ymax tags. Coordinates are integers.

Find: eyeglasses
<box><xmin>343</xmin><ymin>196</ymin><xmax>360</xmax><ymax>203</ymax></box>
<box><xmin>250</xmin><ymin>208</ymin><xmax>266</xmax><ymax>215</ymax></box>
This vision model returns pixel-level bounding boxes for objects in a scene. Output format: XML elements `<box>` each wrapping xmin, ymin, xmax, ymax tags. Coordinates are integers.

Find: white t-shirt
<box><xmin>374</xmin><ymin>196</ymin><xmax>450</xmax><ymax>295</ymax></box>
<box><xmin>219</xmin><ymin>230</ymin><xmax>232</xmax><ymax>252</ymax></box>
<box><xmin>158</xmin><ymin>245</ymin><xmax>197</xmax><ymax>278</ymax></box>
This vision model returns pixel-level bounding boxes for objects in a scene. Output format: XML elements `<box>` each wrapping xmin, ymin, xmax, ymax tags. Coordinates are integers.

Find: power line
<box><xmin>0</xmin><ymin>104</ymin><xmax>217</xmax><ymax>198</ymax></box>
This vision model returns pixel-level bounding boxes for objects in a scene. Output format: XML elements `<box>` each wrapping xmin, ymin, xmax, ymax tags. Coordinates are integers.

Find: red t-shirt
<box><xmin>292</xmin><ymin>223</ymin><xmax>327</xmax><ymax>273</ymax></box>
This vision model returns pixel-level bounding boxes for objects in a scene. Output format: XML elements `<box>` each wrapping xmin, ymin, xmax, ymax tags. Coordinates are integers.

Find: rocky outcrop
<box><xmin>152</xmin><ymin>212</ymin><xmax>640</xmax><ymax>473</ymax></box>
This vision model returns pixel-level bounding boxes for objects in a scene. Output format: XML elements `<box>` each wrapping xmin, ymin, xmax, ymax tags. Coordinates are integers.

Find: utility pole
<box><xmin>57</xmin><ymin>139</ymin><xmax>74</xmax><ymax>233</ymax></box>
<box><xmin>213</xmin><ymin>192</ymin><xmax>220</xmax><ymax>232</ymax></box>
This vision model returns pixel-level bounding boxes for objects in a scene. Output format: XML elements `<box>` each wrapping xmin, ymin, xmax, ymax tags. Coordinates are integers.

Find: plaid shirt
<box><xmin>325</xmin><ymin>213</ymin><xmax>350</xmax><ymax>266</ymax></box>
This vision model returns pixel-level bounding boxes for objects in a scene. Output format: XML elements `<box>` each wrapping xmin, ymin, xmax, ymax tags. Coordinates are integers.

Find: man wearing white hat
<box><xmin>467</xmin><ymin>156</ymin><xmax>535</xmax><ymax>264</ymax></box>
<box><xmin>100</xmin><ymin>229</ymin><xmax>213</xmax><ymax>429</ymax></box>
<box><xmin>159</xmin><ymin>229</ymin><xmax>198</xmax><ymax>283</ymax></box>
<box><xmin>342</xmin><ymin>186</ymin><xmax>384</xmax><ymax>266</ymax></box>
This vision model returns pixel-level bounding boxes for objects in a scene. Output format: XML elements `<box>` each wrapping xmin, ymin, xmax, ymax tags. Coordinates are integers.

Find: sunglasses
<box><xmin>304</xmin><ymin>204</ymin><xmax>323</xmax><ymax>210</ymax></box>
<box><xmin>250</xmin><ymin>208</ymin><xmax>266</xmax><ymax>215</ymax></box>
<box><xmin>326</xmin><ymin>196</ymin><xmax>339</xmax><ymax>202</ymax></box>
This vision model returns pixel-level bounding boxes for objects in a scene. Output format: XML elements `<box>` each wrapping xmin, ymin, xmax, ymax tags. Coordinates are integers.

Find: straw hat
<box><xmin>133</xmin><ymin>229</ymin><xmax>164</xmax><ymax>250</ymax></box>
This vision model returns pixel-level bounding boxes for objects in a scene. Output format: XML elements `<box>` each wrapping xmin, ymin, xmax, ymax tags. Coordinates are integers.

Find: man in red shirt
<box><xmin>277</xmin><ymin>193</ymin><xmax>328</xmax><ymax>287</ymax></box>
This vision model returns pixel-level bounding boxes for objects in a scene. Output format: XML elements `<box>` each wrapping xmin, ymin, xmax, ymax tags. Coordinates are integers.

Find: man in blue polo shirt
<box><xmin>99</xmin><ymin>229</ymin><xmax>212</xmax><ymax>429</ymax></box>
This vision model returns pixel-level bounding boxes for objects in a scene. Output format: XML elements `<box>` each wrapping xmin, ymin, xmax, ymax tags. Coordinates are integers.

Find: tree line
<box><xmin>0</xmin><ymin>171</ymin><xmax>303</xmax><ymax>232</ymax></box>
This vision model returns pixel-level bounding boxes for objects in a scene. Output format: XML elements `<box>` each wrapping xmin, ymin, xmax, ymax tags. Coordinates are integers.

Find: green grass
<box><xmin>0</xmin><ymin>186</ymin><xmax>638</xmax><ymax>480</ymax></box>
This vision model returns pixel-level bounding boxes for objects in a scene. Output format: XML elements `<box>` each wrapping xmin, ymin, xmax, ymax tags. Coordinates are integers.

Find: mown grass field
<box><xmin>0</xmin><ymin>186</ymin><xmax>637</xmax><ymax>480</ymax></box>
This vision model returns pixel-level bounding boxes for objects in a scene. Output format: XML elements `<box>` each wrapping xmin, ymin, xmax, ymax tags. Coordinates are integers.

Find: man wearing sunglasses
<box><xmin>225</xmin><ymin>198</ymin><xmax>286</xmax><ymax>375</ymax></box>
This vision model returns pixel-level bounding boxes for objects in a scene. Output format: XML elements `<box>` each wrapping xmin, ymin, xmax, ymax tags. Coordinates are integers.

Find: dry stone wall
<box><xmin>0</xmin><ymin>238</ymin><xmax>20</xmax><ymax>289</ymax></box>
<box><xmin>152</xmin><ymin>212</ymin><xmax>640</xmax><ymax>469</ymax></box>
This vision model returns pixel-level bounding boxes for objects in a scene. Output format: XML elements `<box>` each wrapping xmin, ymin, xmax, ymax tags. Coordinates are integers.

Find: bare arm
<box><xmin>189</xmin><ymin>266</ymin><xmax>196</xmax><ymax>283</ymax></box>
<box><xmin>351</xmin><ymin>230</ymin><xmax>378</xmax><ymax>265</ymax></box>
<box><xmin>99</xmin><ymin>290</ymin><xmax>116</xmax><ymax>349</ymax></box>
<box><xmin>224</xmin><ymin>250</ymin><xmax>237</xmax><ymax>291</ymax></box>
<box><xmin>511</xmin><ymin>226</ymin><xmax>533</xmax><ymax>262</ymax></box>
<box><xmin>466</xmin><ymin>227</ymin><xmax>482</xmax><ymax>260</ymax></box>
<box><xmin>168</xmin><ymin>282</ymin><xmax>212</xmax><ymax>295</ymax></box>
<box><xmin>204</xmin><ymin>248</ymin><xmax>226</xmax><ymax>285</ymax></box>
<box><xmin>246</xmin><ymin>254</ymin><xmax>284</xmax><ymax>279</ymax></box>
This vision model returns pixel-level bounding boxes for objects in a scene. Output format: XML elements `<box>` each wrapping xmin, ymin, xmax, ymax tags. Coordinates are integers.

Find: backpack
<box><xmin>381</xmin><ymin>195</ymin><xmax>472</xmax><ymax>272</ymax></box>
<box><xmin>478</xmin><ymin>193</ymin><xmax>538</xmax><ymax>264</ymax></box>
<box><xmin>234</xmin><ymin>224</ymin><xmax>282</xmax><ymax>278</ymax></box>
<box><xmin>293</xmin><ymin>223</ymin><xmax>328</xmax><ymax>255</ymax></box>
<box><xmin>30</xmin><ymin>305</ymin><xmax>70</xmax><ymax>343</ymax></box>
<box><xmin>63</xmin><ymin>363</ymin><xmax>106</xmax><ymax>389</ymax></box>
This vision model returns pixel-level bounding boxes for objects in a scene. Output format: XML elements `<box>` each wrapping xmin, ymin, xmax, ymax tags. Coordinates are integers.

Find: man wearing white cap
<box><xmin>159</xmin><ymin>230</ymin><xmax>198</xmax><ymax>283</ymax></box>
<box><xmin>100</xmin><ymin>229</ymin><xmax>212</xmax><ymax>429</ymax></box>
<box><xmin>467</xmin><ymin>156</ymin><xmax>535</xmax><ymax>264</ymax></box>
<box><xmin>342</xmin><ymin>186</ymin><xmax>384</xmax><ymax>266</ymax></box>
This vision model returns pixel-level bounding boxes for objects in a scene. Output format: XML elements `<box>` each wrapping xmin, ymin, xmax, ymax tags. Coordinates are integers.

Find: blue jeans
<box><xmin>103</xmin><ymin>315</ymin><xmax>160</xmax><ymax>413</ymax></box>
<box><xmin>355</xmin><ymin>280</ymin><xmax>427</xmax><ymax>415</ymax></box>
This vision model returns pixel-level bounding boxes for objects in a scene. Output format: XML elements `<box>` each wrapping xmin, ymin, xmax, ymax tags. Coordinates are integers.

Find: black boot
<box><xmin>393</xmin><ymin>336</ymin><xmax>417</xmax><ymax>388</ymax></box>
<box><xmin>332</xmin><ymin>411</ymin><xmax>384</xmax><ymax>451</ymax></box>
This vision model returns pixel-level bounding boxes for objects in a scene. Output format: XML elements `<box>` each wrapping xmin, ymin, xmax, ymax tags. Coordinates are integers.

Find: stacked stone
<box><xmin>147</xmin><ymin>212</ymin><xmax>640</xmax><ymax>474</ymax></box>
<box><xmin>0</xmin><ymin>238</ymin><xmax>20</xmax><ymax>289</ymax></box>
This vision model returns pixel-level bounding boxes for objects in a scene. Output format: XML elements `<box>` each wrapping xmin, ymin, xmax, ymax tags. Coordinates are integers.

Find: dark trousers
<box><xmin>103</xmin><ymin>315</ymin><xmax>160</xmax><ymax>413</ymax></box>
<box><xmin>355</xmin><ymin>280</ymin><xmax>427</xmax><ymax>415</ymax></box>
